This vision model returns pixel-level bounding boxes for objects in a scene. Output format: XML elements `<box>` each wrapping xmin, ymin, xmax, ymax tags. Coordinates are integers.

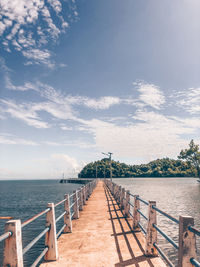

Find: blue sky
<box><xmin>0</xmin><ymin>0</ymin><xmax>200</xmax><ymax>179</ymax></box>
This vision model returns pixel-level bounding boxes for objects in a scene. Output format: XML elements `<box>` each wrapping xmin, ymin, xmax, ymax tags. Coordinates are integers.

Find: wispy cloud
<box><xmin>60</xmin><ymin>124</ymin><xmax>73</xmax><ymax>131</ymax></box>
<box><xmin>176</xmin><ymin>87</ymin><xmax>200</xmax><ymax>114</ymax></box>
<box><xmin>1</xmin><ymin>75</ymin><xmax>200</xmax><ymax>166</ymax></box>
<box><xmin>1</xmin><ymin>77</ymin><xmax>200</xmax><ymax>165</ymax></box>
<box><xmin>22</xmin><ymin>48</ymin><xmax>55</xmax><ymax>68</ymax></box>
<box><xmin>84</xmin><ymin>96</ymin><xmax>120</xmax><ymax>109</ymax></box>
<box><xmin>0</xmin><ymin>153</ymin><xmax>86</xmax><ymax>179</ymax></box>
<box><xmin>1</xmin><ymin>99</ymin><xmax>50</xmax><ymax>128</ymax></box>
<box><xmin>73</xmin><ymin>109</ymin><xmax>200</xmax><ymax>162</ymax></box>
<box><xmin>0</xmin><ymin>0</ymin><xmax>78</xmax><ymax>66</ymax></box>
<box><xmin>5</xmin><ymin>76</ymin><xmax>40</xmax><ymax>91</ymax></box>
<box><xmin>133</xmin><ymin>81</ymin><xmax>165</xmax><ymax>109</ymax></box>
<box><xmin>33</xmin><ymin>153</ymin><xmax>85</xmax><ymax>177</ymax></box>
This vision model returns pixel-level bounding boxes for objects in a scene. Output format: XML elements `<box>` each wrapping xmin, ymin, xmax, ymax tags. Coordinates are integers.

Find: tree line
<box><xmin>78</xmin><ymin>140</ymin><xmax>200</xmax><ymax>178</ymax></box>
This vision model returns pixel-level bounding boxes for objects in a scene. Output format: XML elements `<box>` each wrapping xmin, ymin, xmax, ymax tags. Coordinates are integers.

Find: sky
<box><xmin>0</xmin><ymin>0</ymin><xmax>200</xmax><ymax>179</ymax></box>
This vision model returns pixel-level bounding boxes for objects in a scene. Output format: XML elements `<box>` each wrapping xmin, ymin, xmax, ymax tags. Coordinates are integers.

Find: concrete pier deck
<box><xmin>40</xmin><ymin>181</ymin><xmax>166</xmax><ymax>267</ymax></box>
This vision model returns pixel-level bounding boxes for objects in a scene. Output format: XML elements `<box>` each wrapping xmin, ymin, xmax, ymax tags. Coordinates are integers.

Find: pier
<box><xmin>59</xmin><ymin>178</ymin><xmax>92</xmax><ymax>184</ymax></box>
<box><xmin>40</xmin><ymin>180</ymin><xmax>166</xmax><ymax>267</ymax></box>
<box><xmin>0</xmin><ymin>179</ymin><xmax>200</xmax><ymax>266</ymax></box>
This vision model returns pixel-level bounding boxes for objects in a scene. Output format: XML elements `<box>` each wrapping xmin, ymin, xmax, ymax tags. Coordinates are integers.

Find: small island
<box><xmin>79</xmin><ymin>140</ymin><xmax>200</xmax><ymax>178</ymax></box>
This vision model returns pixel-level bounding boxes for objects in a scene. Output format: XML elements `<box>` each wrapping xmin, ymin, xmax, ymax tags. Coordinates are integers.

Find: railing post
<box><xmin>125</xmin><ymin>190</ymin><xmax>130</xmax><ymax>217</ymax></box>
<box><xmin>121</xmin><ymin>188</ymin><xmax>125</xmax><ymax>209</ymax></box>
<box><xmin>111</xmin><ymin>183</ymin><xmax>114</xmax><ymax>194</ymax></box>
<box><xmin>115</xmin><ymin>185</ymin><xmax>118</xmax><ymax>200</ymax></box>
<box><xmin>86</xmin><ymin>184</ymin><xmax>90</xmax><ymax>200</ymax></box>
<box><xmin>114</xmin><ymin>185</ymin><xmax>117</xmax><ymax>199</ymax></box>
<box><xmin>119</xmin><ymin>186</ymin><xmax>122</xmax><ymax>206</ymax></box>
<box><xmin>178</xmin><ymin>216</ymin><xmax>197</xmax><ymax>267</ymax></box>
<box><xmin>145</xmin><ymin>201</ymin><xmax>158</xmax><ymax>256</ymax></box>
<box><xmin>63</xmin><ymin>194</ymin><xmax>72</xmax><ymax>233</ymax></box>
<box><xmin>44</xmin><ymin>203</ymin><xmax>58</xmax><ymax>261</ymax></box>
<box><xmin>85</xmin><ymin>184</ymin><xmax>88</xmax><ymax>200</ymax></box>
<box><xmin>79</xmin><ymin>188</ymin><xmax>83</xmax><ymax>211</ymax></box>
<box><xmin>83</xmin><ymin>186</ymin><xmax>86</xmax><ymax>205</ymax></box>
<box><xmin>88</xmin><ymin>183</ymin><xmax>90</xmax><ymax>199</ymax></box>
<box><xmin>73</xmin><ymin>190</ymin><xmax>79</xmax><ymax>219</ymax></box>
<box><xmin>3</xmin><ymin>220</ymin><xmax>23</xmax><ymax>267</ymax></box>
<box><xmin>117</xmin><ymin>185</ymin><xmax>120</xmax><ymax>202</ymax></box>
<box><xmin>133</xmin><ymin>195</ymin><xmax>140</xmax><ymax>229</ymax></box>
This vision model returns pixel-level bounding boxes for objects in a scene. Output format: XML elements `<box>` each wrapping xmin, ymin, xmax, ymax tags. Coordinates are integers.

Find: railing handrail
<box><xmin>190</xmin><ymin>257</ymin><xmax>200</xmax><ymax>267</ymax></box>
<box><xmin>22</xmin><ymin>190</ymin><xmax>79</xmax><ymax>228</ymax></box>
<box><xmin>153</xmin><ymin>243</ymin><xmax>175</xmax><ymax>267</ymax></box>
<box><xmin>152</xmin><ymin>205</ymin><xmax>179</xmax><ymax>224</ymax></box>
<box><xmin>128</xmin><ymin>201</ymin><xmax>134</xmax><ymax>208</ymax></box>
<box><xmin>22</xmin><ymin>208</ymin><xmax>50</xmax><ymax>228</ymax></box>
<box><xmin>137</xmin><ymin>208</ymin><xmax>148</xmax><ymax>221</ymax></box>
<box><xmin>0</xmin><ymin>231</ymin><xmax>12</xmax><ymax>243</ymax></box>
<box><xmin>128</xmin><ymin>191</ymin><xmax>179</xmax><ymax>225</ymax></box>
<box><xmin>136</xmin><ymin>196</ymin><xmax>149</xmax><ymax>206</ymax></box>
<box><xmin>1</xmin><ymin>179</ymin><xmax>98</xmax><ymax>267</ymax></box>
<box><xmin>23</xmin><ymin>227</ymin><xmax>50</xmax><ymax>255</ymax></box>
<box><xmin>56</xmin><ymin>223</ymin><xmax>67</xmax><ymax>239</ymax></box>
<box><xmin>54</xmin><ymin>198</ymin><xmax>66</xmax><ymax>207</ymax></box>
<box><xmin>153</xmin><ymin>223</ymin><xmax>179</xmax><ymax>250</ymax></box>
<box><xmin>188</xmin><ymin>225</ymin><xmax>200</xmax><ymax>237</ymax></box>
<box><xmin>55</xmin><ymin>211</ymin><xmax>67</xmax><ymax>223</ymax></box>
<box><xmin>104</xmin><ymin>178</ymin><xmax>200</xmax><ymax>267</ymax></box>
<box><xmin>30</xmin><ymin>247</ymin><xmax>49</xmax><ymax>267</ymax></box>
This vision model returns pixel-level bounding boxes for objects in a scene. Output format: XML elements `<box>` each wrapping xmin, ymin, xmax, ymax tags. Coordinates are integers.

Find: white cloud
<box><xmin>0</xmin><ymin>153</ymin><xmax>86</xmax><ymax>179</ymax></box>
<box><xmin>33</xmin><ymin>153</ymin><xmax>85</xmax><ymax>177</ymax></box>
<box><xmin>134</xmin><ymin>81</ymin><xmax>165</xmax><ymax>109</ymax></box>
<box><xmin>33</xmin><ymin>101</ymin><xmax>76</xmax><ymax>120</ymax></box>
<box><xmin>176</xmin><ymin>87</ymin><xmax>200</xmax><ymax>114</ymax></box>
<box><xmin>75</xmin><ymin>110</ymin><xmax>199</xmax><ymax>162</ymax></box>
<box><xmin>60</xmin><ymin>125</ymin><xmax>73</xmax><ymax>131</ymax></box>
<box><xmin>22</xmin><ymin>49</ymin><xmax>55</xmax><ymax>68</ymax></box>
<box><xmin>84</xmin><ymin>96</ymin><xmax>120</xmax><ymax>110</ymax></box>
<box><xmin>0</xmin><ymin>0</ymin><xmax>78</xmax><ymax>66</ymax></box>
<box><xmin>1</xmin><ymin>74</ymin><xmax>200</xmax><ymax>172</ymax></box>
<box><xmin>1</xmin><ymin>77</ymin><xmax>199</xmax><ymax>166</ymax></box>
<box><xmin>1</xmin><ymin>99</ymin><xmax>50</xmax><ymax>128</ymax></box>
<box><xmin>5</xmin><ymin>76</ymin><xmax>40</xmax><ymax>91</ymax></box>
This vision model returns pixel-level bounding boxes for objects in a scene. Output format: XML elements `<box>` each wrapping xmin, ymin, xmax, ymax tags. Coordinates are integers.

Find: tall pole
<box><xmin>96</xmin><ymin>164</ymin><xmax>97</xmax><ymax>179</ymax></box>
<box><xmin>109</xmin><ymin>153</ymin><xmax>112</xmax><ymax>181</ymax></box>
<box><xmin>102</xmin><ymin>152</ymin><xmax>113</xmax><ymax>181</ymax></box>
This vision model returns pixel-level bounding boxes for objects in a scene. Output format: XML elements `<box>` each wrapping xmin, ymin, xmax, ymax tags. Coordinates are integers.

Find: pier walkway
<box><xmin>40</xmin><ymin>181</ymin><xmax>166</xmax><ymax>267</ymax></box>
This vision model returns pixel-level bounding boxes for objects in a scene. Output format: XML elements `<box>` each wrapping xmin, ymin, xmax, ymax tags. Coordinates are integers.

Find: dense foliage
<box><xmin>79</xmin><ymin>140</ymin><xmax>200</xmax><ymax>178</ymax></box>
<box><xmin>178</xmin><ymin>139</ymin><xmax>200</xmax><ymax>177</ymax></box>
<box><xmin>78</xmin><ymin>157</ymin><xmax>196</xmax><ymax>178</ymax></box>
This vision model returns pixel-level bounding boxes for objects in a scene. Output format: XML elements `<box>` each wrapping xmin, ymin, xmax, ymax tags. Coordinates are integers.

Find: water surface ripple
<box><xmin>0</xmin><ymin>178</ymin><xmax>199</xmax><ymax>266</ymax></box>
<box><xmin>113</xmin><ymin>177</ymin><xmax>200</xmax><ymax>266</ymax></box>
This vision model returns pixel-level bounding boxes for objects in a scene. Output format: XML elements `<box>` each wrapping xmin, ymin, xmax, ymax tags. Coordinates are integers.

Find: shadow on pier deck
<box><xmin>40</xmin><ymin>181</ymin><xmax>166</xmax><ymax>267</ymax></box>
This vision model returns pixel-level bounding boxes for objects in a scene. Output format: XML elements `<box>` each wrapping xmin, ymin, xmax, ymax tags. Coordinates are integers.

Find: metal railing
<box><xmin>0</xmin><ymin>231</ymin><xmax>12</xmax><ymax>243</ymax></box>
<box><xmin>104</xmin><ymin>179</ymin><xmax>200</xmax><ymax>267</ymax></box>
<box><xmin>1</xmin><ymin>179</ymin><xmax>97</xmax><ymax>267</ymax></box>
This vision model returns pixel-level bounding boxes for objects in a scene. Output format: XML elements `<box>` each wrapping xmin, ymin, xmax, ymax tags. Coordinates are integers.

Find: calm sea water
<box><xmin>0</xmin><ymin>180</ymin><xmax>80</xmax><ymax>266</ymax></box>
<box><xmin>113</xmin><ymin>177</ymin><xmax>200</xmax><ymax>265</ymax></box>
<box><xmin>0</xmin><ymin>178</ymin><xmax>199</xmax><ymax>266</ymax></box>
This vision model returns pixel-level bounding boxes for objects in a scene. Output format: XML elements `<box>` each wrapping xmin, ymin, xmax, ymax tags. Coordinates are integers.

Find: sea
<box><xmin>0</xmin><ymin>178</ymin><xmax>200</xmax><ymax>266</ymax></box>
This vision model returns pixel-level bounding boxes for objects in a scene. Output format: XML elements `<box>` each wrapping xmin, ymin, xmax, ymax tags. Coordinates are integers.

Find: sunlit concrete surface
<box><xmin>40</xmin><ymin>181</ymin><xmax>166</xmax><ymax>267</ymax></box>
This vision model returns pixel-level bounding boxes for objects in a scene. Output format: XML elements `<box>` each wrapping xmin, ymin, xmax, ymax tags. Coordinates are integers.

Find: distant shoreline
<box><xmin>0</xmin><ymin>177</ymin><xmax>197</xmax><ymax>181</ymax></box>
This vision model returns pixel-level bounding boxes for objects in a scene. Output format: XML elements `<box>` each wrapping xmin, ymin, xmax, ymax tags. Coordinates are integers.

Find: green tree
<box><xmin>78</xmin><ymin>150</ymin><xmax>196</xmax><ymax>178</ymax></box>
<box><xmin>178</xmin><ymin>139</ymin><xmax>200</xmax><ymax>177</ymax></box>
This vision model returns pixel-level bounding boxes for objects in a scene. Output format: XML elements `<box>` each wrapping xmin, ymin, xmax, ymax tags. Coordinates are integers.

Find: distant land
<box><xmin>79</xmin><ymin>139</ymin><xmax>200</xmax><ymax>179</ymax></box>
<box><xmin>78</xmin><ymin>158</ymin><xmax>196</xmax><ymax>178</ymax></box>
